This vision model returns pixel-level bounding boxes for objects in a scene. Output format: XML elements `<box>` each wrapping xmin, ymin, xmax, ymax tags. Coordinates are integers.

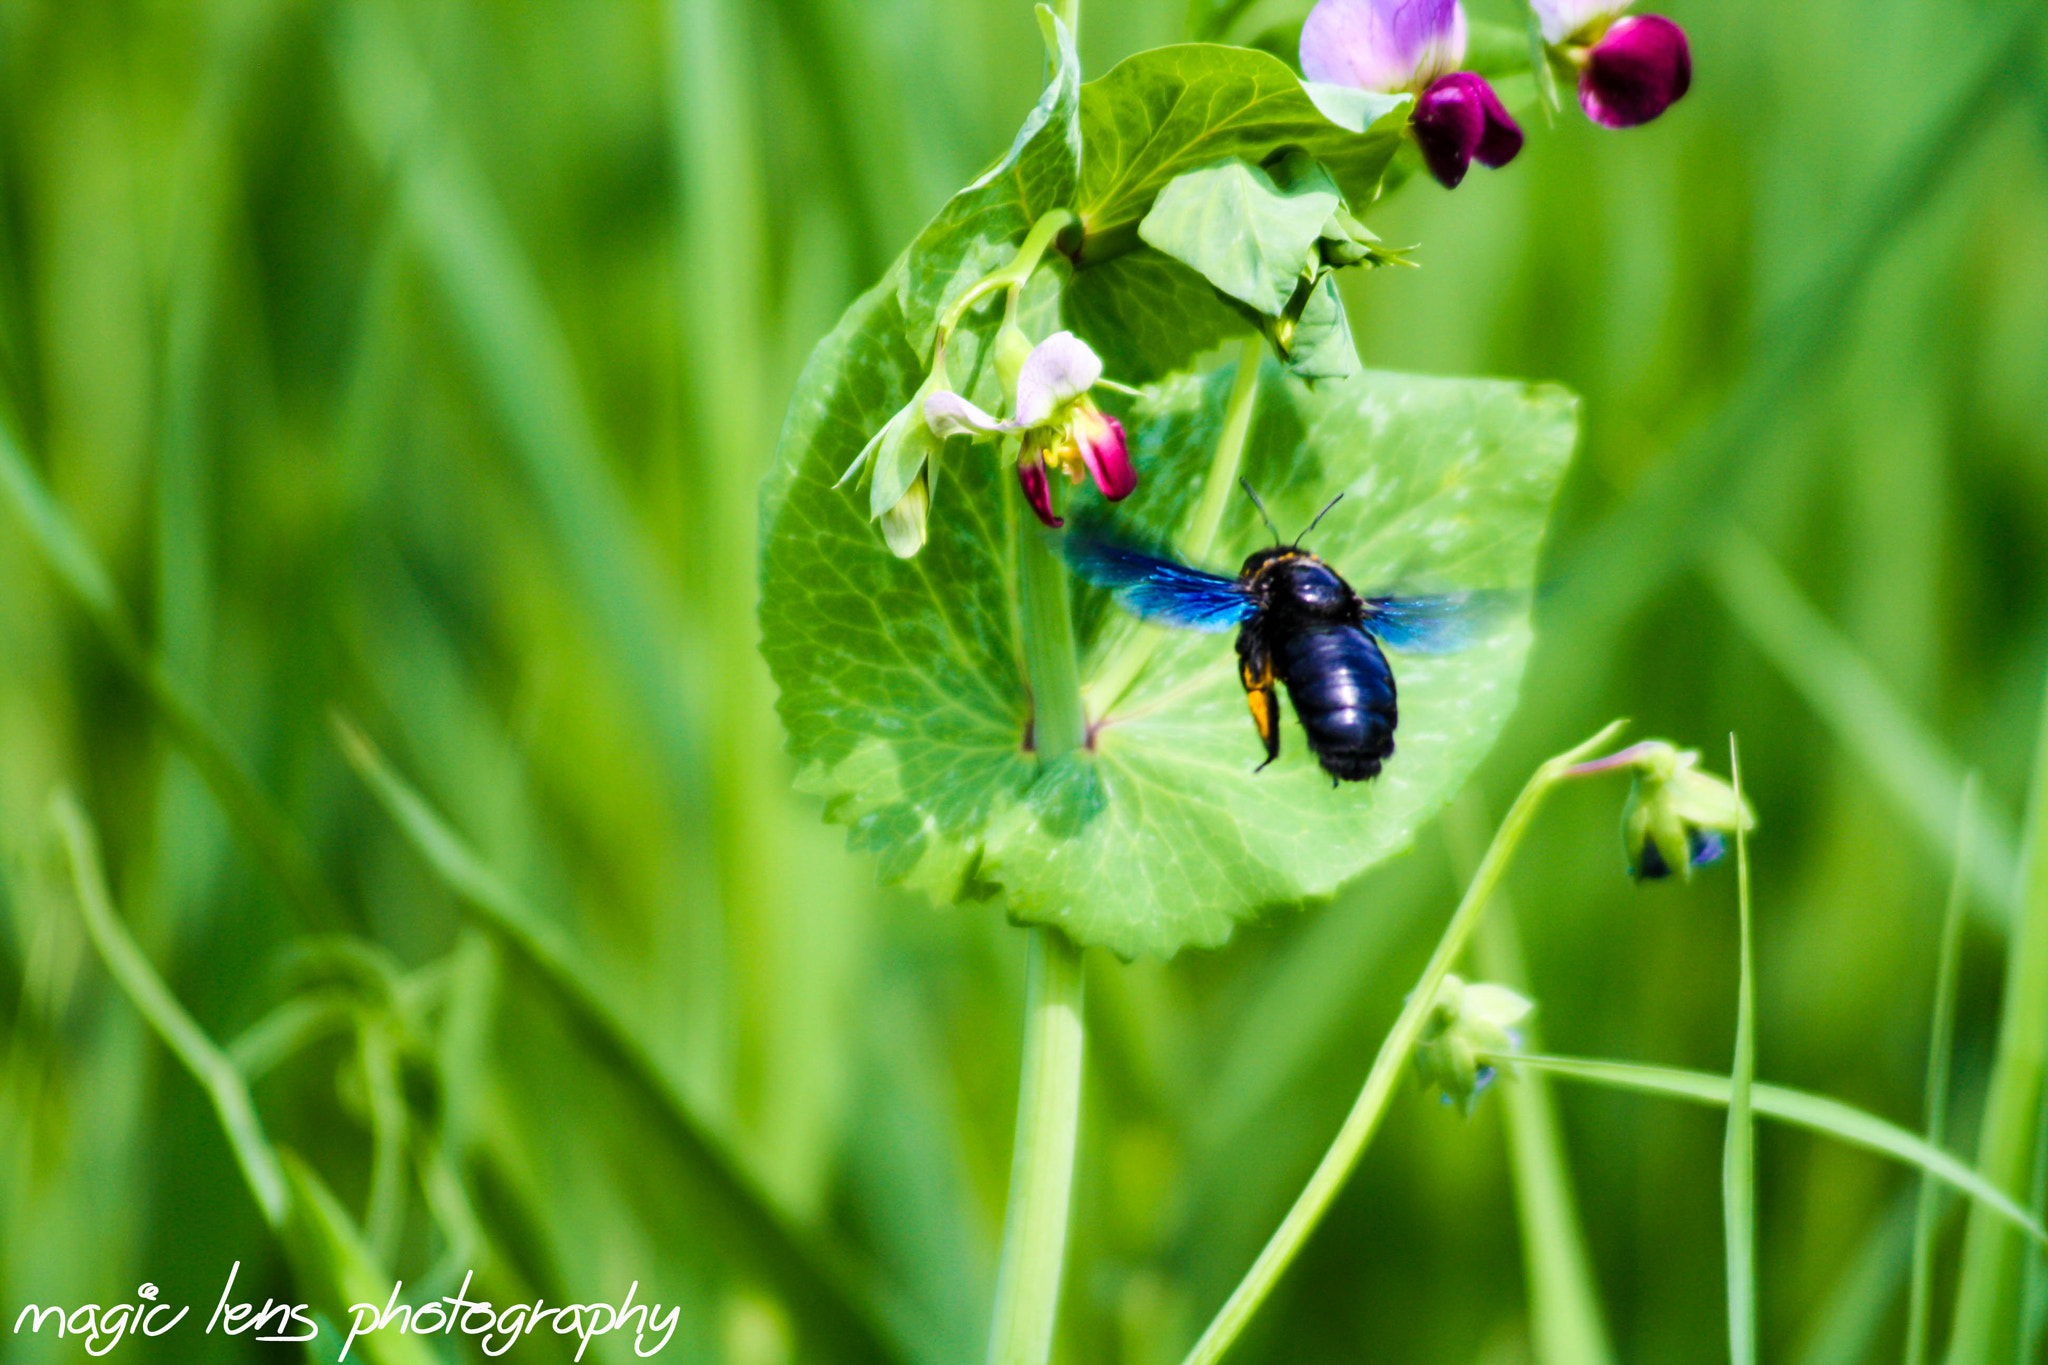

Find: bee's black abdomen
<box><xmin>1274</xmin><ymin>626</ymin><xmax>1397</xmax><ymax>782</ymax></box>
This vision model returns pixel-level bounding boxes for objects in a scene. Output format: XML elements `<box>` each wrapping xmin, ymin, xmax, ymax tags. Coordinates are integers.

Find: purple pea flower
<box><xmin>924</xmin><ymin>331</ymin><xmax>1135</xmax><ymax>530</ymax></box>
<box><xmin>1300</xmin><ymin>0</ymin><xmax>1522</xmax><ymax>190</ymax></box>
<box><xmin>1412</xmin><ymin>73</ymin><xmax>1524</xmax><ymax>189</ymax></box>
<box><xmin>1532</xmin><ymin>0</ymin><xmax>1692</xmax><ymax>128</ymax></box>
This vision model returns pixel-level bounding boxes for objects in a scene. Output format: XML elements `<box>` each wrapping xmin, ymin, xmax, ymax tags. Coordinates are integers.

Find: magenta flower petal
<box><xmin>1470</xmin><ymin>77</ymin><xmax>1524</xmax><ymax>166</ymax></box>
<box><xmin>1412</xmin><ymin>73</ymin><xmax>1520</xmax><ymax>188</ymax></box>
<box><xmin>1072</xmin><ymin>406</ymin><xmax>1135</xmax><ymax>501</ymax></box>
<box><xmin>1301</xmin><ymin>0</ymin><xmax>1466</xmax><ymax>93</ymax></box>
<box><xmin>1579</xmin><ymin>15</ymin><xmax>1691</xmax><ymax>128</ymax></box>
<box><xmin>1017</xmin><ymin>452</ymin><xmax>1063</xmax><ymax>528</ymax></box>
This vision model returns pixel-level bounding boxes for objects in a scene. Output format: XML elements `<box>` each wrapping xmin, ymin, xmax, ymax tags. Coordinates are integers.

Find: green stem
<box><xmin>1086</xmin><ymin>335</ymin><xmax>1263</xmax><ymax>715</ymax></box>
<box><xmin>1725</xmin><ymin>739</ymin><xmax>1757</xmax><ymax>1365</ymax></box>
<box><xmin>1183</xmin><ymin>336</ymin><xmax>1264</xmax><ymax>563</ymax></box>
<box><xmin>54</xmin><ymin>792</ymin><xmax>291</xmax><ymax>1229</ymax></box>
<box><xmin>1902</xmin><ymin>777</ymin><xmax>1970</xmax><ymax>1365</ymax></box>
<box><xmin>1179</xmin><ymin>718</ymin><xmax>1629</xmax><ymax>1365</ymax></box>
<box><xmin>1466</xmin><ymin>883</ymin><xmax>1616</xmax><ymax>1365</ymax></box>
<box><xmin>935</xmin><ymin>208</ymin><xmax>1076</xmax><ymax>357</ymax></box>
<box><xmin>1946</xmin><ymin>670</ymin><xmax>2048</xmax><ymax>1361</ymax></box>
<box><xmin>1486</xmin><ymin>1055</ymin><xmax>2048</xmax><ymax>1246</ymax></box>
<box><xmin>1020</xmin><ymin>483</ymin><xmax>1088</xmax><ymax>759</ymax></box>
<box><xmin>987</xmin><ymin>926</ymin><xmax>1087</xmax><ymax>1365</ymax></box>
<box><xmin>1522</xmin><ymin>2</ymin><xmax>1561</xmax><ymax>125</ymax></box>
<box><xmin>1052</xmin><ymin>0</ymin><xmax>1079</xmax><ymax>46</ymax></box>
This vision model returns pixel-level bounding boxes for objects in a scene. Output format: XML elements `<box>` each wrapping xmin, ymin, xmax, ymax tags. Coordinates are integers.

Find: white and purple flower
<box><xmin>924</xmin><ymin>331</ymin><xmax>1135</xmax><ymax>529</ymax></box>
<box><xmin>1300</xmin><ymin>0</ymin><xmax>1522</xmax><ymax>190</ymax></box>
<box><xmin>1533</xmin><ymin>0</ymin><xmax>1692</xmax><ymax>128</ymax></box>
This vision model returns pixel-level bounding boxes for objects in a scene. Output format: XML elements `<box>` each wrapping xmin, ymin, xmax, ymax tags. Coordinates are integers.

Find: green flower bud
<box><xmin>1583</xmin><ymin>740</ymin><xmax>1755</xmax><ymax>881</ymax></box>
<box><xmin>994</xmin><ymin>320</ymin><xmax>1036</xmax><ymax>408</ymax></box>
<box><xmin>1414</xmin><ymin>974</ymin><xmax>1533</xmax><ymax>1114</ymax></box>
<box><xmin>836</xmin><ymin>356</ymin><xmax>955</xmax><ymax>558</ymax></box>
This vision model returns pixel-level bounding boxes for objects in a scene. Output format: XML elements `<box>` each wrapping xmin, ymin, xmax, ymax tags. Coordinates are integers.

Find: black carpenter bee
<box><xmin>1070</xmin><ymin>481</ymin><xmax>1497</xmax><ymax>784</ymax></box>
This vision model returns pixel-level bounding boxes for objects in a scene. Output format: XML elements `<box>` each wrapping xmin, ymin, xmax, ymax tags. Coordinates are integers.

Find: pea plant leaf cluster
<box><xmin>760</xmin><ymin>5</ymin><xmax>1612</xmax><ymax>958</ymax></box>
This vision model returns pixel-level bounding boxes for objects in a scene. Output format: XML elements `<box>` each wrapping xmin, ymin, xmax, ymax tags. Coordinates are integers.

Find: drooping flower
<box><xmin>837</xmin><ymin>361</ymin><xmax>955</xmax><ymax>558</ymax></box>
<box><xmin>1573</xmin><ymin>740</ymin><xmax>1754</xmax><ymax>882</ymax></box>
<box><xmin>1411</xmin><ymin>72</ymin><xmax>1524</xmax><ymax>190</ymax></box>
<box><xmin>1414</xmin><ymin>974</ymin><xmax>1534</xmax><ymax>1114</ymax></box>
<box><xmin>924</xmin><ymin>331</ymin><xmax>1135</xmax><ymax>529</ymax></box>
<box><xmin>1300</xmin><ymin>0</ymin><xmax>1466</xmax><ymax>93</ymax></box>
<box><xmin>1299</xmin><ymin>0</ymin><xmax>1521</xmax><ymax>190</ymax></box>
<box><xmin>1532</xmin><ymin>0</ymin><xmax>1691</xmax><ymax>128</ymax></box>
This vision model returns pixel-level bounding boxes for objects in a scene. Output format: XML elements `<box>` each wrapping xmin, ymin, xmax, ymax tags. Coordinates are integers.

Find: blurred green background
<box><xmin>3</xmin><ymin>0</ymin><xmax>2046</xmax><ymax>1361</ymax></box>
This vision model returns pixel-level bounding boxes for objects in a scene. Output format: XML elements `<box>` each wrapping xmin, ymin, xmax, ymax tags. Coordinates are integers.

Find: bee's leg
<box><xmin>1238</xmin><ymin>642</ymin><xmax>1281</xmax><ymax>772</ymax></box>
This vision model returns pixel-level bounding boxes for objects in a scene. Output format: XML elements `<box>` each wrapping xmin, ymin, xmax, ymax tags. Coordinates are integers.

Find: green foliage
<box><xmin>1507</xmin><ymin>1056</ymin><xmax>2048</xmax><ymax>1250</ymax></box>
<box><xmin>8</xmin><ymin>1</ymin><xmax>2048</xmax><ymax>1363</ymax></box>
<box><xmin>1064</xmin><ymin>246</ymin><xmax>1251</xmax><ymax>384</ymax></box>
<box><xmin>1136</xmin><ymin>153</ymin><xmax>1366</xmax><ymax>380</ymax></box>
<box><xmin>1073</xmin><ymin>44</ymin><xmax>1407</xmax><ymax>261</ymax></box>
<box><xmin>763</xmin><ymin>265</ymin><xmax>1575</xmax><ymax>954</ymax></box>
<box><xmin>1138</xmin><ymin>157</ymin><xmax>1338</xmax><ymax>317</ymax></box>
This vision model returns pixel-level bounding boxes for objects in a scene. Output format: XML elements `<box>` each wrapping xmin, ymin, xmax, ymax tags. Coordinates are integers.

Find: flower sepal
<box><xmin>1414</xmin><ymin>974</ymin><xmax>1534</xmax><ymax>1115</ymax></box>
<box><xmin>839</xmin><ymin>358</ymin><xmax>958</xmax><ymax>559</ymax></box>
<box><xmin>1573</xmin><ymin>740</ymin><xmax>1755</xmax><ymax>882</ymax></box>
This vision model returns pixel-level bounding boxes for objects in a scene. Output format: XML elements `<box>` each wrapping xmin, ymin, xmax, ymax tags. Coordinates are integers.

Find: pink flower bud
<box><xmin>1017</xmin><ymin>450</ymin><xmax>1063</xmax><ymax>529</ymax></box>
<box><xmin>1579</xmin><ymin>14</ymin><xmax>1691</xmax><ymax>128</ymax></box>
<box><xmin>1412</xmin><ymin>73</ymin><xmax>1523</xmax><ymax>189</ymax></box>
<box><xmin>1072</xmin><ymin>403</ymin><xmax>1135</xmax><ymax>501</ymax></box>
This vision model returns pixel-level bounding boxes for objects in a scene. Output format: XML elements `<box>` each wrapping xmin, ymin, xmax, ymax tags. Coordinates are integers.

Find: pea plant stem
<box><xmin>1086</xmin><ymin>334</ymin><xmax>1263</xmax><ymax>716</ymax></box>
<box><xmin>934</xmin><ymin>208</ymin><xmax>1076</xmax><ymax>359</ymax></box>
<box><xmin>1178</xmin><ymin>718</ymin><xmax>1629</xmax><ymax>1365</ymax></box>
<box><xmin>1019</xmin><ymin>482</ymin><xmax>1088</xmax><ymax>758</ymax></box>
<box><xmin>987</xmin><ymin>925</ymin><xmax>1087</xmax><ymax>1365</ymax></box>
<box><xmin>995</xmin><ymin>1</ymin><xmax>1089</xmax><ymax>1327</ymax></box>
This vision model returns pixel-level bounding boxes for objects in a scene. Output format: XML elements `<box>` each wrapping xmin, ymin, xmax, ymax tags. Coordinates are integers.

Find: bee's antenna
<box><xmin>1295</xmin><ymin>492</ymin><xmax>1344</xmax><ymax>547</ymax></box>
<box><xmin>1239</xmin><ymin>477</ymin><xmax>1282</xmax><ymax>545</ymax></box>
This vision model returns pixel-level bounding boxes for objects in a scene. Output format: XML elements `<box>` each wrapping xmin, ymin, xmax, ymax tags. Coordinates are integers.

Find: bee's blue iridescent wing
<box><xmin>1067</xmin><ymin>538</ymin><xmax>1256</xmax><ymax>633</ymax></box>
<box><xmin>1362</xmin><ymin>590</ymin><xmax>1518</xmax><ymax>654</ymax></box>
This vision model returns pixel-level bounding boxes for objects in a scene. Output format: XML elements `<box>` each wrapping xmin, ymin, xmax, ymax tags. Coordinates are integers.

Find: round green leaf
<box><xmin>761</xmin><ymin>268</ymin><xmax>1577</xmax><ymax>958</ymax></box>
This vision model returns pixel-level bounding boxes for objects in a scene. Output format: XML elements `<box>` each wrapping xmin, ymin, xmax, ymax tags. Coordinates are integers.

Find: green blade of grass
<box><xmin>1725</xmin><ymin>738</ymin><xmax>1757</xmax><ymax>1365</ymax></box>
<box><xmin>53</xmin><ymin>791</ymin><xmax>291</xmax><ymax>1229</ymax></box>
<box><xmin>1706</xmin><ymin>533</ymin><xmax>2018</xmax><ymax>930</ymax></box>
<box><xmin>1535</xmin><ymin>0</ymin><xmax>2041</xmax><ymax>765</ymax></box>
<box><xmin>277</xmin><ymin>1151</ymin><xmax>445</xmax><ymax>1365</ymax></box>
<box><xmin>332</xmin><ymin>715</ymin><xmax>899</xmax><ymax>1365</ymax></box>
<box><xmin>2020</xmin><ymin>1095</ymin><xmax>2048</xmax><ymax>1360</ymax></box>
<box><xmin>1489</xmin><ymin>1055</ymin><xmax>2048</xmax><ymax>1250</ymax></box>
<box><xmin>1945</xmin><ymin>667</ymin><xmax>2048</xmax><ymax>1361</ymax></box>
<box><xmin>56</xmin><ymin>792</ymin><xmax>437</xmax><ymax>1365</ymax></box>
<box><xmin>1</xmin><ymin>418</ymin><xmax>348</xmax><ymax>931</ymax></box>
<box><xmin>1459</xmin><ymin>798</ymin><xmax>1617</xmax><ymax>1365</ymax></box>
<box><xmin>1792</xmin><ymin>1194</ymin><xmax>1916</xmax><ymax>1365</ymax></box>
<box><xmin>1176</xmin><ymin>720</ymin><xmax>1629</xmax><ymax>1365</ymax></box>
<box><xmin>333</xmin><ymin>0</ymin><xmax>708</xmax><ymax>823</ymax></box>
<box><xmin>1484</xmin><ymin>917</ymin><xmax>1618</xmax><ymax>1365</ymax></box>
<box><xmin>1903</xmin><ymin>777</ymin><xmax>1973</xmax><ymax>1365</ymax></box>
